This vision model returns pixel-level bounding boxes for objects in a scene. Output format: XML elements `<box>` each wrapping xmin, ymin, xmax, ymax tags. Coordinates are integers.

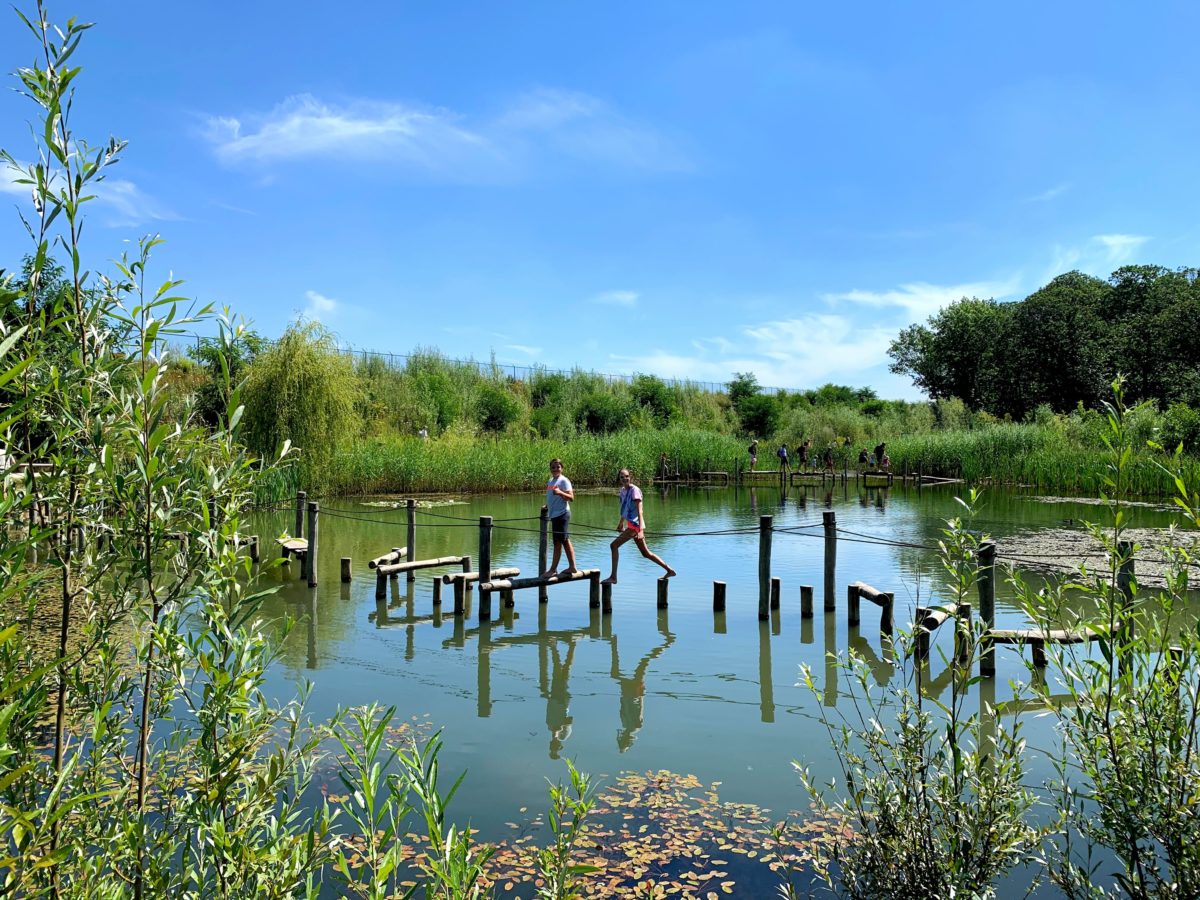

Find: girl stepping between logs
<box><xmin>602</xmin><ymin>469</ymin><xmax>675</xmax><ymax>584</ymax></box>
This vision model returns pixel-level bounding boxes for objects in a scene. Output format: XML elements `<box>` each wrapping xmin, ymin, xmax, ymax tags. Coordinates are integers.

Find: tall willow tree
<box><xmin>241</xmin><ymin>321</ymin><xmax>359</xmax><ymax>491</ymax></box>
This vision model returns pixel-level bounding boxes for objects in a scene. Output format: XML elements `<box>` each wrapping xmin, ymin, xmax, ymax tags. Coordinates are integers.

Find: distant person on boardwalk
<box><xmin>881</xmin><ymin>451</ymin><xmax>891</xmax><ymax>471</ymax></box>
<box><xmin>748</xmin><ymin>440</ymin><xmax>758</xmax><ymax>471</ymax></box>
<box><xmin>823</xmin><ymin>445</ymin><xmax>835</xmax><ymax>473</ymax></box>
<box><xmin>659</xmin><ymin>452</ymin><xmax>670</xmax><ymax>479</ymax></box>
<box><xmin>602</xmin><ymin>469</ymin><xmax>675</xmax><ymax>584</ymax></box>
<box><xmin>858</xmin><ymin>448</ymin><xmax>869</xmax><ymax>466</ymax></box>
<box><xmin>874</xmin><ymin>441</ymin><xmax>886</xmax><ymax>467</ymax></box>
<box><xmin>542</xmin><ymin>458</ymin><xmax>578</xmax><ymax>578</ymax></box>
<box><xmin>797</xmin><ymin>439</ymin><xmax>810</xmax><ymax>472</ymax></box>
<box><xmin>777</xmin><ymin>443</ymin><xmax>790</xmax><ymax>472</ymax></box>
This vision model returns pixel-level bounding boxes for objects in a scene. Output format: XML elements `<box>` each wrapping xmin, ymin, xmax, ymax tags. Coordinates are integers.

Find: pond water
<box><xmin>252</xmin><ymin>479</ymin><xmax>1188</xmax><ymax>895</ymax></box>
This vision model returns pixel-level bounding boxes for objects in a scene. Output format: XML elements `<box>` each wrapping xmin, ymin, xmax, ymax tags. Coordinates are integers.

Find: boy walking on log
<box><xmin>602</xmin><ymin>469</ymin><xmax>675</xmax><ymax>584</ymax></box>
<box><xmin>542</xmin><ymin>458</ymin><xmax>578</xmax><ymax>578</ymax></box>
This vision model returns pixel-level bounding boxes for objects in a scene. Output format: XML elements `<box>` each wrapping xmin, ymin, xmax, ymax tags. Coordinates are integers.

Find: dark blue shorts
<box><xmin>551</xmin><ymin>511</ymin><xmax>570</xmax><ymax>540</ymax></box>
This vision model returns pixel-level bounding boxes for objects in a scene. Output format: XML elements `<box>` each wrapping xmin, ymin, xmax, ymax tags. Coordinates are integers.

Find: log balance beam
<box><xmin>443</xmin><ymin>568</ymin><xmax>521</xmax><ymax>616</ymax></box>
<box><xmin>368</xmin><ymin>547</ymin><xmax>408</xmax><ymax>569</ymax></box>
<box><xmin>914</xmin><ymin>602</ymin><xmax>972</xmax><ymax>663</ymax></box>
<box><xmin>846</xmin><ymin>581</ymin><xmax>893</xmax><ymax>634</ymax></box>
<box><xmin>983</xmin><ymin>624</ymin><xmax>1118</xmax><ymax>668</ymax></box>
<box><xmin>375</xmin><ymin>555</ymin><xmax>470</xmax><ymax>600</ymax></box>
<box><xmin>477</xmin><ymin>569</ymin><xmax>602</xmax><ymax>621</ymax></box>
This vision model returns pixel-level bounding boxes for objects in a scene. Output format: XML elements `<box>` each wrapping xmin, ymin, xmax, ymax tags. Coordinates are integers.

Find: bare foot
<box><xmin>601</xmin><ymin>576</ymin><xmax>617</xmax><ymax>585</ymax></box>
<box><xmin>562</xmin><ymin>567</ymin><xmax>578</xmax><ymax>577</ymax></box>
<box><xmin>664</xmin><ymin>568</ymin><xmax>677</xmax><ymax>577</ymax></box>
<box><xmin>541</xmin><ymin>570</ymin><xmax>558</xmax><ymax>580</ymax></box>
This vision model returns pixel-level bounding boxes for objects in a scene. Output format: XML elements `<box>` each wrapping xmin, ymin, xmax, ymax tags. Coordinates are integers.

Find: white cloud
<box><xmin>302</xmin><ymin>289</ymin><xmax>339</xmax><ymax>323</ymax></box>
<box><xmin>1094</xmin><ymin>233</ymin><xmax>1149</xmax><ymax>264</ymax></box>
<box><xmin>591</xmin><ymin>289</ymin><xmax>638</xmax><ymax>307</ymax></box>
<box><xmin>203</xmin><ymin>88</ymin><xmax>688</xmax><ymax>179</ymax></box>
<box><xmin>825</xmin><ymin>277</ymin><xmax>1021</xmax><ymax>319</ymax></box>
<box><xmin>505</xmin><ymin>344</ymin><xmax>542</xmax><ymax>356</ymax></box>
<box><xmin>1</xmin><ymin>163</ymin><xmax>176</xmax><ymax>226</ymax></box>
<box><xmin>1022</xmin><ymin>182</ymin><xmax>1070</xmax><ymax>203</ymax></box>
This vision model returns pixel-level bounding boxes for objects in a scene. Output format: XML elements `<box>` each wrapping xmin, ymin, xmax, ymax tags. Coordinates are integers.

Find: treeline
<box><xmin>888</xmin><ymin>265</ymin><xmax>1200</xmax><ymax>421</ymax></box>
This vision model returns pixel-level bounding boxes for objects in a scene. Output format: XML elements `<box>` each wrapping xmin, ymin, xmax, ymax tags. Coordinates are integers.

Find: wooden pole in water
<box><xmin>295</xmin><ymin>490</ymin><xmax>306</xmax><ymax>540</ymax></box>
<box><xmin>478</xmin><ymin>515</ymin><xmax>493</xmax><ymax>621</ymax></box>
<box><xmin>770</xmin><ymin>577</ymin><xmax>780</xmax><ymax>611</ymax></box>
<box><xmin>1117</xmin><ymin>540</ymin><xmax>1135</xmax><ymax>673</ymax></box>
<box><xmin>657</xmin><ymin>576</ymin><xmax>669</xmax><ymax>609</ymax></box>
<box><xmin>758</xmin><ymin>515</ymin><xmax>772</xmax><ymax>621</ymax></box>
<box><xmin>847</xmin><ymin>583</ymin><xmax>859</xmax><ymax>627</ymax></box>
<box><xmin>953</xmin><ymin>602</ymin><xmax>971</xmax><ymax>663</ymax></box>
<box><xmin>823</xmin><ymin>511</ymin><xmax>837</xmax><ymax>612</ymax></box>
<box><xmin>538</xmin><ymin>506</ymin><xmax>549</xmax><ymax>602</ymax></box>
<box><xmin>249</xmin><ymin>535</ymin><xmax>260</xmax><ymax>564</ymax></box>
<box><xmin>406</xmin><ymin>499</ymin><xmax>417</xmax><ymax>582</ymax></box>
<box><xmin>433</xmin><ymin>577</ymin><xmax>442</xmax><ymax>606</ymax></box>
<box><xmin>713</xmin><ymin>581</ymin><xmax>726</xmax><ymax>612</ymax></box>
<box><xmin>800</xmin><ymin>584</ymin><xmax>813</xmax><ymax>619</ymax></box>
<box><xmin>590</xmin><ymin>572</ymin><xmax>601</xmax><ymax>609</ymax></box>
<box><xmin>978</xmin><ymin>540</ymin><xmax>997</xmax><ymax>676</ymax></box>
<box><xmin>881</xmin><ymin>591</ymin><xmax>895</xmax><ymax>635</ymax></box>
<box><xmin>340</xmin><ymin>557</ymin><xmax>352</xmax><ymax>583</ymax></box>
<box><xmin>306</xmin><ymin>501</ymin><xmax>319</xmax><ymax>587</ymax></box>
<box><xmin>915</xmin><ymin>607</ymin><xmax>930</xmax><ymax>660</ymax></box>
<box><xmin>375</xmin><ymin>569</ymin><xmax>387</xmax><ymax>601</ymax></box>
<box><xmin>601</xmin><ymin>581</ymin><xmax>612</xmax><ymax>614</ymax></box>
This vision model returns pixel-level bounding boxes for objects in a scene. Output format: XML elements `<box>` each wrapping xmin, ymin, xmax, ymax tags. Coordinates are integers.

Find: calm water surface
<box><xmin>252</xmin><ymin>480</ymin><xmax>1186</xmax><ymax>893</ymax></box>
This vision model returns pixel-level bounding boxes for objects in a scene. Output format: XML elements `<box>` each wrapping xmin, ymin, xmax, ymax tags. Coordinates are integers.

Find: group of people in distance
<box><xmin>749</xmin><ymin>438</ymin><xmax>890</xmax><ymax>472</ymax></box>
<box><xmin>541</xmin><ymin>458</ymin><xmax>675</xmax><ymax>586</ymax></box>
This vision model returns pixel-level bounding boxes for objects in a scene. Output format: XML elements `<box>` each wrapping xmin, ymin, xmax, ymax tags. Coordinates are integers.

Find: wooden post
<box><xmin>433</xmin><ymin>577</ymin><xmax>442</xmax><ymax>606</ymax></box>
<box><xmin>538</xmin><ymin>505</ymin><xmax>549</xmax><ymax>602</ymax></box>
<box><xmin>306</xmin><ymin>501</ymin><xmax>319</xmax><ymax>587</ymax></box>
<box><xmin>823</xmin><ymin>511</ymin><xmax>837</xmax><ymax>612</ymax></box>
<box><xmin>770</xmin><ymin>577</ymin><xmax>780</xmax><ymax>611</ymax></box>
<box><xmin>713</xmin><ymin>581</ymin><xmax>727</xmax><ymax>612</ymax></box>
<box><xmin>915</xmin><ymin>607</ymin><xmax>930</xmax><ymax>660</ymax></box>
<box><xmin>295</xmin><ymin>490</ymin><xmax>306</xmax><ymax>540</ymax></box>
<box><xmin>405</xmin><ymin>499</ymin><xmax>417</xmax><ymax>582</ymax></box>
<box><xmin>978</xmin><ymin>540</ymin><xmax>997</xmax><ymax>676</ymax></box>
<box><xmin>881</xmin><ymin>592</ymin><xmax>894</xmax><ymax>635</ymax></box>
<box><xmin>340</xmin><ymin>557</ymin><xmax>352</xmax><ymax>583</ymax></box>
<box><xmin>1031</xmin><ymin>639</ymin><xmax>1047</xmax><ymax>668</ymax></box>
<box><xmin>478</xmin><ymin>516</ymin><xmax>493</xmax><ymax>621</ymax></box>
<box><xmin>453</xmin><ymin>579</ymin><xmax>465</xmax><ymax>616</ymax></box>
<box><xmin>375</xmin><ymin>569</ymin><xmax>387</xmax><ymax>601</ymax></box>
<box><xmin>758</xmin><ymin>515</ymin><xmax>772</xmax><ymax>621</ymax></box>
<box><xmin>656</xmin><ymin>577</ymin><xmax>669</xmax><ymax>609</ymax></box>
<box><xmin>589</xmin><ymin>572</ymin><xmax>600</xmax><ymax>609</ymax></box>
<box><xmin>847</xmin><ymin>583</ymin><xmax>860</xmax><ymax>627</ymax></box>
<box><xmin>800</xmin><ymin>584</ymin><xmax>813</xmax><ymax>619</ymax></box>
<box><xmin>249</xmin><ymin>535</ymin><xmax>260</xmax><ymax>563</ymax></box>
<box><xmin>1117</xmin><ymin>540</ymin><xmax>1135</xmax><ymax>645</ymax></box>
<box><xmin>954</xmin><ymin>602</ymin><xmax>971</xmax><ymax>663</ymax></box>
<box><xmin>601</xmin><ymin>581</ymin><xmax>613</xmax><ymax>614</ymax></box>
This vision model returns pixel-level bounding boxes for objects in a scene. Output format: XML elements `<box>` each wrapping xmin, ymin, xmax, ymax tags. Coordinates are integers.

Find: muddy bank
<box><xmin>1001</xmin><ymin>525</ymin><xmax>1200</xmax><ymax>589</ymax></box>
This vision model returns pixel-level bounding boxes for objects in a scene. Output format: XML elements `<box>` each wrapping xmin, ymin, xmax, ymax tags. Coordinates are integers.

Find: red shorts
<box><xmin>624</xmin><ymin>524</ymin><xmax>643</xmax><ymax>535</ymax></box>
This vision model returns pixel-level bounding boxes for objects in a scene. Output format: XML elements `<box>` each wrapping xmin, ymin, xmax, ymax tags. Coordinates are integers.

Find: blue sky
<box><xmin>3</xmin><ymin>2</ymin><xmax>1199</xmax><ymax>399</ymax></box>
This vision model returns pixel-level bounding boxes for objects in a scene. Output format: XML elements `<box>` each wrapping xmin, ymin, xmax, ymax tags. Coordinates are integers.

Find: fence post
<box><xmin>823</xmin><ymin>511</ymin><xmax>837</xmax><ymax>612</ymax></box>
<box><xmin>758</xmin><ymin>515</ymin><xmax>772</xmax><ymax>621</ymax></box>
<box><xmin>478</xmin><ymin>516</ymin><xmax>493</xmax><ymax>621</ymax></box>
<box><xmin>978</xmin><ymin>540</ymin><xmax>996</xmax><ymax>676</ymax></box>
<box><xmin>1118</xmin><ymin>540</ymin><xmax>1135</xmax><ymax>658</ymax></box>
<box><xmin>770</xmin><ymin>577</ymin><xmax>781</xmax><ymax>611</ymax></box>
<box><xmin>800</xmin><ymin>584</ymin><xmax>813</xmax><ymax>619</ymax></box>
<box><xmin>657</xmin><ymin>576</ymin><xmax>669</xmax><ymax>609</ymax></box>
<box><xmin>713</xmin><ymin>581</ymin><xmax>726</xmax><ymax>612</ymax></box>
<box><xmin>406</xmin><ymin>499</ymin><xmax>417</xmax><ymax>582</ymax></box>
<box><xmin>847</xmin><ymin>583</ymin><xmax>859</xmax><ymax>627</ymax></box>
<box><xmin>306</xmin><ymin>501</ymin><xmax>319</xmax><ymax>587</ymax></box>
<box><xmin>295</xmin><ymin>490</ymin><xmax>306</xmax><ymax>540</ymax></box>
<box><xmin>601</xmin><ymin>581</ymin><xmax>613</xmax><ymax>614</ymax></box>
<box><xmin>340</xmin><ymin>557</ymin><xmax>352</xmax><ymax>583</ymax></box>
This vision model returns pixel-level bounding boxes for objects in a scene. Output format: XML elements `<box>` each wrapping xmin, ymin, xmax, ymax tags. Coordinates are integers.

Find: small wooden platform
<box><xmin>277</xmin><ymin>537</ymin><xmax>307</xmax><ymax>560</ymax></box>
<box><xmin>984</xmin><ymin>624</ymin><xmax>1119</xmax><ymax>666</ymax></box>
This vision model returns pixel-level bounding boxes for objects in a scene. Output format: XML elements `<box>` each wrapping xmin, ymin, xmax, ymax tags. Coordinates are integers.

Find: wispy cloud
<box><xmin>505</xmin><ymin>344</ymin><xmax>542</xmax><ymax>356</ymax></box>
<box><xmin>1</xmin><ymin>164</ymin><xmax>176</xmax><ymax>226</ymax></box>
<box><xmin>825</xmin><ymin>277</ymin><xmax>1021</xmax><ymax>319</ymax></box>
<box><xmin>1044</xmin><ymin>233</ymin><xmax>1151</xmax><ymax>282</ymax></box>
<box><xmin>203</xmin><ymin>88</ymin><xmax>688</xmax><ymax>180</ymax></box>
<box><xmin>591</xmin><ymin>289</ymin><xmax>639</xmax><ymax>307</ymax></box>
<box><xmin>1094</xmin><ymin>233</ymin><xmax>1149</xmax><ymax>264</ymax></box>
<box><xmin>1022</xmin><ymin>182</ymin><xmax>1070</xmax><ymax>204</ymax></box>
<box><xmin>302</xmin><ymin>289</ymin><xmax>339</xmax><ymax>323</ymax></box>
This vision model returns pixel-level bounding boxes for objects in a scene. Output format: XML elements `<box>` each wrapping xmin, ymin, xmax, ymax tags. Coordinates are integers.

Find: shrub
<box><xmin>476</xmin><ymin>381</ymin><xmax>522</xmax><ymax>432</ymax></box>
<box><xmin>630</xmin><ymin>374</ymin><xmax>676</xmax><ymax>425</ymax></box>
<box><xmin>575</xmin><ymin>390</ymin><xmax>633</xmax><ymax>434</ymax></box>
<box><xmin>1161</xmin><ymin>401</ymin><xmax>1200</xmax><ymax>453</ymax></box>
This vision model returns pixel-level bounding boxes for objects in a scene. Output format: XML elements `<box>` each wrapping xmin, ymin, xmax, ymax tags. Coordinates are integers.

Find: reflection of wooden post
<box><xmin>823</xmin><ymin>608</ymin><xmax>838</xmax><ymax>707</ymax></box>
<box><xmin>847</xmin><ymin>584</ymin><xmax>860</xmax><ymax>627</ymax></box>
<box><xmin>406</xmin><ymin>499</ymin><xmax>417</xmax><ymax>582</ymax></box>
<box><xmin>538</xmin><ymin>506</ymin><xmax>549</xmax><ymax>603</ymax></box>
<box><xmin>758</xmin><ymin>621</ymin><xmax>775</xmax><ymax>723</ymax></box>
<box><xmin>978</xmin><ymin>541</ymin><xmax>996</xmax><ymax>676</ymax></box>
<box><xmin>758</xmin><ymin>515</ymin><xmax>772</xmax><ymax>620</ymax></box>
<box><xmin>657</xmin><ymin>577</ymin><xmax>669</xmax><ymax>609</ymax></box>
<box><xmin>713</xmin><ymin>581</ymin><xmax>726</xmax><ymax>612</ymax></box>
<box><xmin>306</xmin><ymin>502</ymin><xmax>319</xmax><ymax>587</ymax></box>
<box><xmin>340</xmin><ymin>557</ymin><xmax>352</xmax><ymax>583</ymax></box>
<box><xmin>479</xmin><ymin>516</ymin><xmax>493</xmax><ymax>621</ymax></box>
<box><xmin>295</xmin><ymin>490</ymin><xmax>306</xmax><ymax>540</ymax></box>
<box><xmin>823</xmin><ymin>511</ymin><xmax>837</xmax><ymax>612</ymax></box>
<box><xmin>800</xmin><ymin>585</ymin><xmax>813</xmax><ymax>619</ymax></box>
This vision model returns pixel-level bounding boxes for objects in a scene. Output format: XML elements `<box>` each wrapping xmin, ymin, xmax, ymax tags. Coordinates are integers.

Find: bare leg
<box><xmin>603</xmin><ymin>530</ymin><xmax>636</xmax><ymax>583</ymax></box>
<box><xmin>543</xmin><ymin>539</ymin><xmax>563</xmax><ymax>578</ymax></box>
<box><xmin>634</xmin><ymin>535</ymin><xmax>675</xmax><ymax>576</ymax></box>
<box><xmin>562</xmin><ymin>539</ymin><xmax>578</xmax><ymax>575</ymax></box>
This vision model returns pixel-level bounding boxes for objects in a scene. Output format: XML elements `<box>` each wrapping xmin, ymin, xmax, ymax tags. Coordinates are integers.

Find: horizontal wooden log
<box><xmin>985</xmin><ymin>624</ymin><xmax>1117</xmax><ymax>646</ymax></box>
<box><xmin>368</xmin><ymin>547</ymin><xmax>408</xmax><ymax>569</ymax></box>
<box><xmin>850</xmin><ymin>581</ymin><xmax>891</xmax><ymax>607</ymax></box>
<box><xmin>376</xmin><ymin>555</ymin><xmax>468</xmax><ymax>576</ymax></box>
<box><xmin>276</xmin><ymin>537</ymin><xmax>308</xmax><ymax>554</ymax></box>
<box><xmin>479</xmin><ymin>569</ymin><xmax>601</xmax><ymax>593</ymax></box>
<box><xmin>443</xmin><ymin>567</ymin><xmax>520</xmax><ymax>585</ymax></box>
<box><xmin>921</xmin><ymin>603</ymin><xmax>959</xmax><ymax>631</ymax></box>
